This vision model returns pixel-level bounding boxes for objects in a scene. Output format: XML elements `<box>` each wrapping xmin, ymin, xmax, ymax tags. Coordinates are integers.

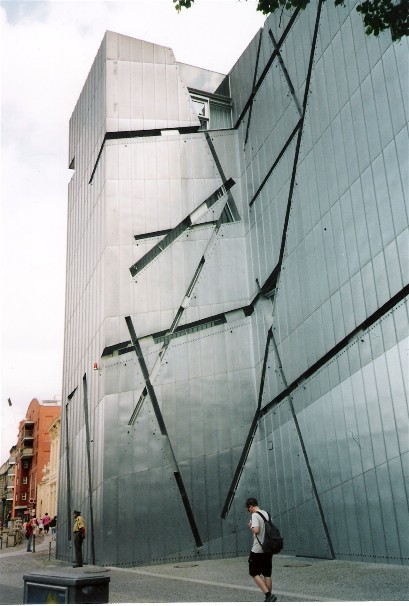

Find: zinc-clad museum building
<box><xmin>57</xmin><ymin>0</ymin><xmax>409</xmax><ymax>567</ymax></box>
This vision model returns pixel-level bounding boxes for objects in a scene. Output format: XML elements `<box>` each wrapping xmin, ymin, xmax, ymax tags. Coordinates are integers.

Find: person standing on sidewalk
<box><xmin>72</xmin><ymin>510</ymin><xmax>86</xmax><ymax>568</ymax></box>
<box><xmin>246</xmin><ymin>497</ymin><xmax>277</xmax><ymax>602</ymax></box>
<box><xmin>42</xmin><ymin>513</ymin><xmax>51</xmax><ymax>535</ymax></box>
<box><xmin>25</xmin><ymin>518</ymin><xmax>33</xmax><ymax>552</ymax></box>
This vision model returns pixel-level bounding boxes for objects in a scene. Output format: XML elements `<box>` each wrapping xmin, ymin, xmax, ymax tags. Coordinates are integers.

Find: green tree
<box><xmin>173</xmin><ymin>0</ymin><xmax>409</xmax><ymax>41</ymax></box>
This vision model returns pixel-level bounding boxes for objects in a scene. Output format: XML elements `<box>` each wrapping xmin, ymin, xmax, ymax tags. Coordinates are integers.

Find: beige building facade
<box><xmin>36</xmin><ymin>416</ymin><xmax>61</xmax><ymax>519</ymax></box>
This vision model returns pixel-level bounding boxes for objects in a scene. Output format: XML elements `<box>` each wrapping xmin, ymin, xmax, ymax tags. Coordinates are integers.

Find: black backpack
<box><xmin>256</xmin><ymin>511</ymin><xmax>284</xmax><ymax>554</ymax></box>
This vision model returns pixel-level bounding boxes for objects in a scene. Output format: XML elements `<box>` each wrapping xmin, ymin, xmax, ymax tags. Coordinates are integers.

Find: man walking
<box><xmin>246</xmin><ymin>497</ymin><xmax>277</xmax><ymax>602</ymax></box>
<box><xmin>72</xmin><ymin>510</ymin><xmax>86</xmax><ymax>568</ymax></box>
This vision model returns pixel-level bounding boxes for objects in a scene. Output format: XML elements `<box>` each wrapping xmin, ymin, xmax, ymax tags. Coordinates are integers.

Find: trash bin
<box><xmin>23</xmin><ymin>568</ymin><xmax>110</xmax><ymax>604</ymax></box>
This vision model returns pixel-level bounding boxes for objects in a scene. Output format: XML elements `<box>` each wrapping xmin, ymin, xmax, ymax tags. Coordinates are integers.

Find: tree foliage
<box><xmin>173</xmin><ymin>0</ymin><xmax>409</xmax><ymax>41</ymax></box>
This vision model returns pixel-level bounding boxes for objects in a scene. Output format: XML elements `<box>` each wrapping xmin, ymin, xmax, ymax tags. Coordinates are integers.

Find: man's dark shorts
<box><xmin>248</xmin><ymin>551</ymin><xmax>273</xmax><ymax>577</ymax></box>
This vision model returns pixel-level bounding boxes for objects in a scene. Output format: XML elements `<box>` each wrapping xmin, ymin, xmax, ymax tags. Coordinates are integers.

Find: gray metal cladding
<box><xmin>239</xmin><ymin>0</ymin><xmax>408</xmax><ymax>383</ymax></box>
<box><xmin>255</xmin><ymin>303</ymin><xmax>409</xmax><ymax>563</ymax></box>
<box><xmin>231</xmin><ymin>0</ymin><xmax>407</xmax><ymax>565</ymax></box>
<box><xmin>104</xmin><ymin>33</ymin><xmax>200</xmax><ymax>132</ymax></box>
<box><xmin>59</xmin><ymin>0</ymin><xmax>408</xmax><ymax>569</ymax></box>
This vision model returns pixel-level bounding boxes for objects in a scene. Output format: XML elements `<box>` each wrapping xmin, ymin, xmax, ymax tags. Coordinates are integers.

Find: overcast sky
<box><xmin>0</xmin><ymin>0</ymin><xmax>266</xmax><ymax>462</ymax></box>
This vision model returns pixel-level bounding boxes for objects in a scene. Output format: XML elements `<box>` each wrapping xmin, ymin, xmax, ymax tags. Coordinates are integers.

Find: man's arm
<box><xmin>250</xmin><ymin>514</ymin><xmax>260</xmax><ymax>535</ymax></box>
<box><xmin>79</xmin><ymin>517</ymin><xmax>86</xmax><ymax>536</ymax></box>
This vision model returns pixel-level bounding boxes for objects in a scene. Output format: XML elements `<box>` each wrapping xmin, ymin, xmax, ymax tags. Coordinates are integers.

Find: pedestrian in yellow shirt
<box><xmin>72</xmin><ymin>510</ymin><xmax>86</xmax><ymax>568</ymax></box>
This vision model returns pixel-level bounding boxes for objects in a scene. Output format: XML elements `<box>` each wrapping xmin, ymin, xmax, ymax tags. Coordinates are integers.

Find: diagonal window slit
<box><xmin>129</xmin><ymin>387</ymin><xmax>148</xmax><ymax>426</ymax></box>
<box><xmin>129</xmin><ymin>178</ymin><xmax>235</xmax><ymax>277</ymax></box>
<box><xmin>268</xmin><ymin>29</ymin><xmax>302</xmax><ymax>117</ymax></box>
<box><xmin>221</xmin><ymin>327</ymin><xmax>273</xmax><ymax>519</ymax></box>
<box><xmin>125</xmin><ymin>316</ymin><xmax>203</xmax><ymax>547</ymax></box>
<box><xmin>134</xmin><ymin>222</ymin><xmax>219</xmax><ymax>243</ymax></box>
<box><xmin>102</xmin><ymin>304</ymin><xmax>255</xmax><ymax>360</ymax></box>
<box><xmin>233</xmin><ymin>8</ymin><xmax>301</xmax><ymax>129</ymax></box>
<box><xmin>244</xmin><ymin>30</ymin><xmax>263</xmax><ymax>146</ymax></box>
<box><xmin>249</xmin><ymin>118</ymin><xmax>301</xmax><ymax>208</ymax></box>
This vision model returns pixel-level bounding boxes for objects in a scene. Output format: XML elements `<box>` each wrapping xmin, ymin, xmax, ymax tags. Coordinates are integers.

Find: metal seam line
<box><xmin>221</xmin><ymin>327</ymin><xmax>273</xmax><ymax>519</ymax></box>
<box><xmin>125</xmin><ymin>315</ymin><xmax>203</xmax><ymax>548</ymax></box>
<box><xmin>82</xmin><ymin>374</ymin><xmax>96</xmax><ymax>565</ymax></box>
<box><xmin>244</xmin><ymin>29</ymin><xmax>264</xmax><ymax>146</ymax></box>
<box><xmin>269</xmin><ymin>330</ymin><xmax>335</xmax><ymax>559</ymax></box>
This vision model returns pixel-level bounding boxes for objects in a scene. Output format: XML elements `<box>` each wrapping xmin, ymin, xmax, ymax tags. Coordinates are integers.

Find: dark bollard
<box><xmin>32</xmin><ymin>534</ymin><xmax>35</xmax><ymax>553</ymax></box>
<box><xmin>48</xmin><ymin>542</ymin><xmax>51</xmax><ymax>560</ymax></box>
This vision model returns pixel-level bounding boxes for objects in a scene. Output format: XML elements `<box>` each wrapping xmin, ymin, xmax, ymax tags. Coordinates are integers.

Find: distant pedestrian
<box><xmin>246</xmin><ymin>497</ymin><xmax>277</xmax><ymax>602</ymax></box>
<box><xmin>31</xmin><ymin>519</ymin><xmax>38</xmax><ymax>537</ymax></box>
<box><xmin>72</xmin><ymin>510</ymin><xmax>86</xmax><ymax>568</ymax></box>
<box><xmin>26</xmin><ymin>519</ymin><xmax>33</xmax><ymax>552</ymax></box>
<box><xmin>38</xmin><ymin>518</ymin><xmax>44</xmax><ymax>536</ymax></box>
<box><xmin>43</xmin><ymin>513</ymin><xmax>51</xmax><ymax>534</ymax></box>
<box><xmin>50</xmin><ymin>515</ymin><xmax>57</xmax><ymax>539</ymax></box>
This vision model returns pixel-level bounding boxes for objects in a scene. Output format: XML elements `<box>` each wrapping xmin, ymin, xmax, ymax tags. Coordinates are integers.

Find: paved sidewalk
<box><xmin>0</xmin><ymin>536</ymin><xmax>408</xmax><ymax>603</ymax></box>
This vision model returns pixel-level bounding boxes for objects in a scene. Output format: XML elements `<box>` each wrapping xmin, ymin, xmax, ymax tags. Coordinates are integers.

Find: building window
<box><xmin>23</xmin><ymin>460</ymin><xmax>29</xmax><ymax>469</ymax></box>
<box><xmin>190</xmin><ymin>91</ymin><xmax>232</xmax><ymax>131</ymax></box>
<box><xmin>22</xmin><ymin>477</ymin><xmax>28</xmax><ymax>484</ymax></box>
<box><xmin>209</xmin><ymin>99</ymin><xmax>232</xmax><ymax>129</ymax></box>
<box><xmin>22</xmin><ymin>493</ymin><xmax>27</xmax><ymax>501</ymax></box>
<box><xmin>191</xmin><ymin>95</ymin><xmax>209</xmax><ymax>130</ymax></box>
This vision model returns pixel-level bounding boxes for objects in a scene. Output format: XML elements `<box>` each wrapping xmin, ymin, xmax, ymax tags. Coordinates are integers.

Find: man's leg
<box><xmin>74</xmin><ymin>534</ymin><xmax>83</xmax><ymax>566</ymax></box>
<box><xmin>252</xmin><ymin>574</ymin><xmax>269</xmax><ymax>593</ymax></box>
<box><xmin>78</xmin><ymin>536</ymin><xmax>83</xmax><ymax>566</ymax></box>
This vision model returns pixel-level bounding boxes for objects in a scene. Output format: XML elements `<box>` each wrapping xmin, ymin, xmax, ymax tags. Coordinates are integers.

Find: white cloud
<box><xmin>0</xmin><ymin>0</ymin><xmax>266</xmax><ymax>461</ymax></box>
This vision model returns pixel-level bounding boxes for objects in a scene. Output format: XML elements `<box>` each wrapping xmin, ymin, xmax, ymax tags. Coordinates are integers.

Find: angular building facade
<box><xmin>58</xmin><ymin>0</ymin><xmax>409</xmax><ymax>567</ymax></box>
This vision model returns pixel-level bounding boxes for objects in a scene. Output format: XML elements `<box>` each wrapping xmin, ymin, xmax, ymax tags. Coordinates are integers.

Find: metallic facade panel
<box><xmin>59</xmin><ymin>2</ymin><xmax>409</xmax><ymax>569</ymax></box>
